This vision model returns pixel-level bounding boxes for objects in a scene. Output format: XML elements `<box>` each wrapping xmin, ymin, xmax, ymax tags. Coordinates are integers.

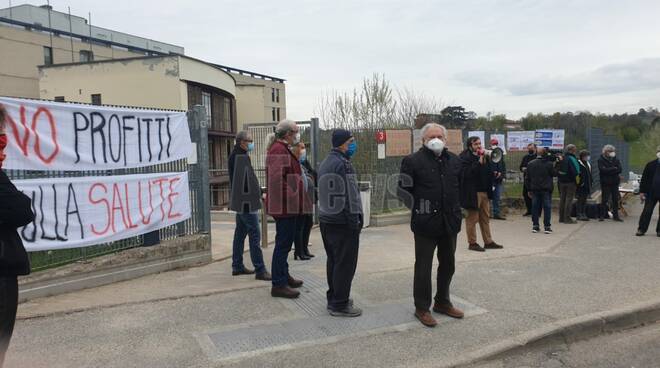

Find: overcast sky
<box><xmin>16</xmin><ymin>0</ymin><xmax>660</xmax><ymax>121</ymax></box>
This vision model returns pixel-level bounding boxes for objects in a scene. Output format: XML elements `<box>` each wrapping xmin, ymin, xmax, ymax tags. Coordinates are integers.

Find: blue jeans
<box><xmin>272</xmin><ymin>216</ymin><xmax>298</xmax><ymax>287</ymax></box>
<box><xmin>492</xmin><ymin>183</ymin><xmax>503</xmax><ymax>216</ymax></box>
<box><xmin>532</xmin><ymin>191</ymin><xmax>552</xmax><ymax>228</ymax></box>
<box><xmin>232</xmin><ymin>212</ymin><xmax>266</xmax><ymax>274</ymax></box>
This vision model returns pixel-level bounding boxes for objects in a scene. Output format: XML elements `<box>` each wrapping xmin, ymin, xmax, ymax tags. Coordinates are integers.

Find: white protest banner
<box><xmin>468</xmin><ymin>131</ymin><xmax>485</xmax><ymax>144</ymax></box>
<box><xmin>13</xmin><ymin>172</ymin><xmax>191</xmax><ymax>251</ymax></box>
<box><xmin>0</xmin><ymin>97</ymin><xmax>192</xmax><ymax>171</ymax></box>
<box><xmin>535</xmin><ymin>129</ymin><xmax>565</xmax><ymax>149</ymax></box>
<box><xmin>507</xmin><ymin>131</ymin><xmax>536</xmax><ymax>152</ymax></box>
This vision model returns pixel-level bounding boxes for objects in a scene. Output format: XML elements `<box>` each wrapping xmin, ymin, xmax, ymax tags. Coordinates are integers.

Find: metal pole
<box><xmin>46</xmin><ymin>1</ymin><xmax>53</xmax><ymax>52</ymax></box>
<box><xmin>8</xmin><ymin>0</ymin><xmax>12</xmax><ymax>20</ymax></box>
<box><xmin>68</xmin><ymin>7</ymin><xmax>74</xmax><ymax>62</ymax></box>
<box><xmin>194</xmin><ymin>105</ymin><xmax>212</xmax><ymax>234</ymax></box>
<box><xmin>310</xmin><ymin>117</ymin><xmax>320</xmax><ymax>224</ymax></box>
<box><xmin>88</xmin><ymin>12</ymin><xmax>93</xmax><ymax>54</ymax></box>
<box><xmin>261</xmin><ymin>192</ymin><xmax>268</xmax><ymax>248</ymax></box>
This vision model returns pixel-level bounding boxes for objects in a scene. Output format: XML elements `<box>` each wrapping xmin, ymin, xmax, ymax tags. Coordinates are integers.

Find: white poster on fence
<box><xmin>0</xmin><ymin>97</ymin><xmax>192</xmax><ymax>171</ymax></box>
<box><xmin>468</xmin><ymin>131</ymin><xmax>485</xmax><ymax>144</ymax></box>
<box><xmin>507</xmin><ymin>131</ymin><xmax>536</xmax><ymax>152</ymax></box>
<box><xmin>13</xmin><ymin>172</ymin><xmax>191</xmax><ymax>251</ymax></box>
<box><xmin>534</xmin><ymin>129</ymin><xmax>565</xmax><ymax>149</ymax></box>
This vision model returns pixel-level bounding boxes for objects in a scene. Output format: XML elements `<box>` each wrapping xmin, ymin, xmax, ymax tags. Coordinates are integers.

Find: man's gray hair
<box><xmin>565</xmin><ymin>144</ymin><xmax>577</xmax><ymax>153</ymax></box>
<box><xmin>266</xmin><ymin>120</ymin><xmax>298</xmax><ymax>150</ymax></box>
<box><xmin>602</xmin><ymin>144</ymin><xmax>616</xmax><ymax>154</ymax></box>
<box><xmin>420</xmin><ymin>123</ymin><xmax>447</xmax><ymax>140</ymax></box>
<box><xmin>236</xmin><ymin>130</ymin><xmax>251</xmax><ymax>143</ymax></box>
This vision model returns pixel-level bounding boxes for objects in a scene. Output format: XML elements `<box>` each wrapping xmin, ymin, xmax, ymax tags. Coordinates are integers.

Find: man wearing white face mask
<box><xmin>636</xmin><ymin>145</ymin><xmax>660</xmax><ymax>237</ymax></box>
<box><xmin>598</xmin><ymin>144</ymin><xmax>623</xmax><ymax>222</ymax></box>
<box><xmin>398</xmin><ymin>123</ymin><xmax>464</xmax><ymax>328</ymax></box>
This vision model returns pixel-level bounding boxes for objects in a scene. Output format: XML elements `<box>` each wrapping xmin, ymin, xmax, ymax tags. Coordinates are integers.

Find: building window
<box><xmin>91</xmin><ymin>94</ymin><xmax>102</xmax><ymax>105</ymax></box>
<box><xmin>271</xmin><ymin>88</ymin><xmax>276</xmax><ymax>103</ymax></box>
<box><xmin>276</xmin><ymin>89</ymin><xmax>280</xmax><ymax>103</ymax></box>
<box><xmin>43</xmin><ymin>46</ymin><xmax>53</xmax><ymax>66</ymax></box>
<box><xmin>223</xmin><ymin>98</ymin><xmax>231</xmax><ymax>132</ymax></box>
<box><xmin>276</xmin><ymin>108</ymin><xmax>281</xmax><ymax>121</ymax></box>
<box><xmin>272</xmin><ymin>107</ymin><xmax>277</xmax><ymax>122</ymax></box>
<box><xmin>79</xmin><ymin>50</ymin><xmax>94</xmax><ymax>62</ymax></box>
<box><xmin>202</xmin><ymin>91</ymin><xmax>212</xmax><ymax>123</ymax></box>
<box><xmin>54</xmin><ymin>96</ymin><xmax>65</xmax><ymax>102</ymax></box>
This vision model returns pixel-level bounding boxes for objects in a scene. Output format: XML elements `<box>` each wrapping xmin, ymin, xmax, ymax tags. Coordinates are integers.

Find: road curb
<box><xmin>442</xmin><ymin>297</ymin><xmax>660</xmax><ymax>368</ymax></box>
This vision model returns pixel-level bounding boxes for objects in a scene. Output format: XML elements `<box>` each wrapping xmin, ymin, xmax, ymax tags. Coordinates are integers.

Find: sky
<box><xmin>13</xmin><ymin>0</ymin><xmax>660</xmax><ymax>121</ymax></box>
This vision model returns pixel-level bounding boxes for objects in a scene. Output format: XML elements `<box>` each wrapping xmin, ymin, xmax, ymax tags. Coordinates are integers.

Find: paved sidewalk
<box><xmin>6</xmin><ymin>202</ymin><xmax>660</xmax><ymax>368</ymax></box>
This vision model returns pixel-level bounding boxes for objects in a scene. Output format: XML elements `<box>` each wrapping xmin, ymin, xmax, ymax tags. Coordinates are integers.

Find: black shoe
<box><xmin>493</xmin><ymin>214</ymin><xmax>506</xmax><ymax>220</ymax></box>
<box><xmin>598</xmin><ymin>218</ymin><xmax>604</xmax><ymax>222</ymax></box>
<box><xmin>232</xmin><ymin>268</ymin><xmax>255</xmax><ymax>276</ymax></box>
<box><xmin>256</xmin><ymin>271</ymin><xmax>272</xmax><ymax>281</ymax></box>
<box><xmin>578</xmin><ymin>216</ymin><xmax>590</xmax><ymax>221</ymax></box>
<box><xmin>657</xmin><ymin>233</ymin><xmax>660</xmax><ymax>237</ymax></box>
<box><xmin>329</xmin><ymin>306</ymin><xmax>362</xmax><ymax>317</ymax></box>
<box><xmin>523</xmin><ymin>212</ymin><xmax>532</xmax><ymax>217</ymax></box>
<box><xmin>544</xmin><ymin>228</ymin><xmax>553</xmax><ymax>234</ymax></box>
<box><xmin>613</xmin><ymin>217</ymin><xmax>624</xmax><ymax>222</ymax></box>
<box><xmin>327</xmin><ymin>299</ymin><xmax>354</xmax><ymax>311</ymax></box>
<box><xmin>564</xmin><ymin>219</ymin><xmax>577</xmax><ymax>224</ymax></box>
<box><xmin>288</xmin><ymin>276</ymin><xmax>303</xmax><ymax>288</ymax></box>
<box><xmin>468</xmin><ymin>243</ymin><xmax>485</xmax><ymax>252</ymax></box>
<box><xmin>532</xmin><ymin>227</ymin><xmax>540</xmax><ymax>233</ymax></box>
<box><xmin>271</xmin><ymin>286</ymin><xmax>300</xmax><ymax>299</ymax></box>
<box><xmin>294</xmin><ymin>254</ymin><xmax>311</xmax><ymax>261</ymax></box>
<box><xmin>304</xmin><ymin>252</ymin><xmax>315</xmax><ymax>258</ymax></box>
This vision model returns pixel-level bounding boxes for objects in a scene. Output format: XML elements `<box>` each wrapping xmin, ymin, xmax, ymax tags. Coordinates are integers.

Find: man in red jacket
<box><xmin>266</xmin><ymin>120</ymin><xmax>305</xmax><ymax>298</ymax></box>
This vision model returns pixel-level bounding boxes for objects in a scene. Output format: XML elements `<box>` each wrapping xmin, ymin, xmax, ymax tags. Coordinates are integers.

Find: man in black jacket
<box><xmin>576</xmin><ymin>150</ymin><xmax>594</xmax><ymax>221</ymax></box>
<box><xmin>459</xmin><ymin>137</ymin><xmax>503</xmax><ymax>252</ymax></box>
<box><xmin>318</xmin><ymin>129</ymin><xmax>363</xmax><ymax>317</ymax></box>
<box><xmin>398</xmin><ymin>123</ymin><xmax>464</xmax><ymax>328</ymax></box>
<box><xmin>598</xmin><ymin>145</ymin><xmax>623</xmax><ymax>222</ymax></box>
<box><xmin>636</xmin><ymin>145</ymin><xmax>660</xmax><ymax>237</ymax></box>
<box><xmin>520</xmin><ymin>143</ymin><xmax>537</xmax><ymax>216</ymax></box>
<box><xmin>525</xmin><ymin>148</ymin><xmax>559</xmax><ymax>233</ymax></box>
<box><xmin>1</xmin><ymin>109</ymin><xmax>35</xmax><ymax>366</ymax></box>
<box><xmin>557</xmin><ymin>144</ymin><xmax>580</xmax><ymax>224</ymax></box>
<box><xmin>228</xmin><ymin>131</ymin><xmax>271</xmax><ymax>281</ymax></box>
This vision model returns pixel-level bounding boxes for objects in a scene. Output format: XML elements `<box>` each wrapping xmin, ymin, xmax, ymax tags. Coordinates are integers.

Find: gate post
<box><xmin>189</xmin><ymin>105</ymin><xmax>211</xmax><ymax>235</ymax></box>
<box><xmin>310</xmin><ymin>117</ymin><xmax>320</xmax><ymax>224</ymax></box>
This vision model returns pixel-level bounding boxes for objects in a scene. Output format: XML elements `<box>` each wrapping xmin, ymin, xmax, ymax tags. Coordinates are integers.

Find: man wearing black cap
<box><xmin>318</xmin><ymin>129</ymin><xmax>363</xmax><ymax>317</ymax></box>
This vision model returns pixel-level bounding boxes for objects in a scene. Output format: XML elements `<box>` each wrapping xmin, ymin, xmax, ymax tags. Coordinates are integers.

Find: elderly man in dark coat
<box><xmin>636</xmin><ymin>145</ymin><xmax>660</xmax><ymax>237</ymax></box>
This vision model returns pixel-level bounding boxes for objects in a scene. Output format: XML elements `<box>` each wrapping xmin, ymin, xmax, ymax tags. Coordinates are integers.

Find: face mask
<box><xmin>425</xmin><ymin>138</ymin><xmax>445</xmax><ymax>154</ymax></box>
<box><xmin>295</xmin><ymin>132</ymin><xmax>301</xmax><ymax>143</ymax></box>
<box><xmin>656</xmin><ymin>152</ymin><xmax>660</xmax><ymax>160</ymax></box>
<box><xmin>585</xmin><ymin>156</ymin><xmax>591</xmax><ymax>162</ymax></box>
<box><xmin>247</xmin><ymin>142</ymin><xmax>255</xmax><ymax>152</ymax></box>
<box><xmin>0</xmin><ymin>134</ymin><xmax>7</xmax><ymax>169</ymax></box>
<box><xmin>528</xmin><ymin>149</ymin><xmax>535</xmax><ymax>154</ymax></box>
<box><xmin>299</xmin><ymin>150</ymin><xmax>307</xmax><ymax>162</ymax></box>
<box><xmin>609</xmin><ymin>152</ymin><xmax>616</xmax><ymax>158</ymax></box>
<box><xmin>347</xmin><ymin>141</ymin><xmax>357</xmax><ymax>157</ymax></box>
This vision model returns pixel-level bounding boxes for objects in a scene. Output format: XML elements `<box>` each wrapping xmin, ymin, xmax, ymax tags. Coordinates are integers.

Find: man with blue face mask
<box><xmin>318</xmin><ymin>129</ymin><xmax>363</xmax><ymax>317</ymax></box>
<box><xmin>636</xmin><ymin>145</ymin><xmax>660</xmax><ymax>237</ymax></box>
<box><xmin>228</xmin><ymin>131</ymin><xmax>271</xmax><ymax>281</ymax></box>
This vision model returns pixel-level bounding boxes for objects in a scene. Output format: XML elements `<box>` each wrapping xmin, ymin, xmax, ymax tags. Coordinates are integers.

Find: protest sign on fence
<box><xmin>534</xmin><ymin>129</ymin><xmax>565</xmax><ymax>149</ymax></box>
<box><xmin>468</xmin><ymin>131</ymin><xmax>485</xmax><ymax>144</ymax></box>
<box><xmin>13</xmin><ymin>172</ymin><xmax>191</xmax><ymax>251</ymax></box>
<box><xmin>507</xmin><ymin>131</ymin><xmax>536</xmax><ymax>152</ymax></box>
<box><xmin>0</xmin><ymin>97</ymin><xmax>192</xmax><ymax>171</ymax></box>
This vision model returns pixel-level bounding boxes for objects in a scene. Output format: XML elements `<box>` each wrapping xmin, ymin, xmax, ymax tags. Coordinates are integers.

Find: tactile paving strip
<box><xmin>200</xmin><ymin>296</ymin><xmax>486</xmax><ymax>363</ymax></box>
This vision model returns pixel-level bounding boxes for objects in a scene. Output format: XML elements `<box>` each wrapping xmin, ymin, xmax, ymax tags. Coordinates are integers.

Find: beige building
<box><xmin>0</xmin><ymin>4</ymin><xmax>183</xmax><ymax>99</ymax></box>
<box><xmin>230</xmin><ymin>72</ymin><xmax>286</xmax><ymax>131</ymax></box>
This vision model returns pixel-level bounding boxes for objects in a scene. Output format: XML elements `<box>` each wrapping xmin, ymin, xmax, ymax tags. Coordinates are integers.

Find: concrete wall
<box><xmin>0</xmin><ymin>23</ymin><xmax>145</xmax><ymax>99</ymax></box>
<box><xmin>39</xmin><ymin>56</ymin><xmax>185</xmax><ymax>109</ymax></box>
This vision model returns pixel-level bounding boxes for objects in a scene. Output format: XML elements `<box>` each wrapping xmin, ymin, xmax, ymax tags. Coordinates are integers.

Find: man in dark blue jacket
<box><xmin>318</xmin><ymin>129</ymin><xmax>363</xmax><ymax>317</ymax></box>
<box><xmin>598</xmin><ymin>145</ymin><xmax>623</xmax><ymax>222</ymax></box>
<box><xmin>636</xmin><ymin>145</ymin><xmax>660</xmax><ymax>237</ymax></box>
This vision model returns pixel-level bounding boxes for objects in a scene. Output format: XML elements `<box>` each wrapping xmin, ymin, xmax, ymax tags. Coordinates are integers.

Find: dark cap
<box><xmin>332</xmin><ymin>129</ymin><xmax>353</xmax><ymax>148</ymax></box>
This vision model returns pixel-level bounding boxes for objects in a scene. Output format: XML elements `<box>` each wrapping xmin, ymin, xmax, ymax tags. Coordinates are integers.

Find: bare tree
<box><xmin>317</xmin><ymin>74</ymin><xmax>444</xmax><ymax>129</ymax></box>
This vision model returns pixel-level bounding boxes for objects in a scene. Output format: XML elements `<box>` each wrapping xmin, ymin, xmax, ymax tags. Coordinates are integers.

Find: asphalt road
<box><xmin>472</xmin><ymin>321</ymin><xmax>660</xmax><ymax>368</ymax></box>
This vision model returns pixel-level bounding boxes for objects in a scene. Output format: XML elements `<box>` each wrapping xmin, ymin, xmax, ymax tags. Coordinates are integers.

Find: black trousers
<box><xmin>522</xmin><ymin>183</ymin><xmax>532</xmax><ymax>213</ymax></box>
<box><xmin>0</xmin><ymin>276</ymin><xmax>18</xmax><ymax>368</ymax></box>
<box><xmin>600</xmin><ymin>184</ymin><xmax>620</xmax><ymax>219</ymax></box>
<box><xmin>320</xmin><ymin>223</ymin><xmax>360</xmax><ymax>311</ymax></box>
<box><xmin>413</xmin><ymin>232</ymin><xmax>457</xmax><ymax>310</ymax></box>
<box><xmin>558</xmin><ymin>182</ymin><xmax>577</xmax><ymax>222</ymax></box>
<box><xmin>638</xmin><ymin>197</ymin><xmax>660</xmax><ymax>234</ymax></box>
<box><xmin>294</xmin><ymin>214</ymin><xmax>313</xmax><ymax>257</ymax></box>
<box><xmin>576</xmin><ymin>192</ymin><xmax>589</xmax><ymax>218</ymax></box>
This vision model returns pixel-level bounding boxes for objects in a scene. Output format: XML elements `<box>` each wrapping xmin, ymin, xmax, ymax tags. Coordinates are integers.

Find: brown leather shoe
<box><xmin>287</xmin><ymin>276</ymin><xmax>303</xmax><ymax>288</ymax></box>
<box><xmin>433</xmin><ymin>303</ymin><xmax>464</xmax><ymax>319</ymax></box>
<box><xmin>414</xmin><ymin>309</ymin><xmax>437</xmax><ymax>327</ymax></box>
<box><xmin>468</xmin><ymin>243</ymin><xmax>485</xmax><ymax>252</ymax></box>
<box><xmin>271</xmin><ymin>286</ymin><xmax>300</xmax><ymax>299</ymax></box>
<box><xmin>484</xmin><ymin>242</ymin><xmax>503</xmax><ymax>249</ymax></box>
